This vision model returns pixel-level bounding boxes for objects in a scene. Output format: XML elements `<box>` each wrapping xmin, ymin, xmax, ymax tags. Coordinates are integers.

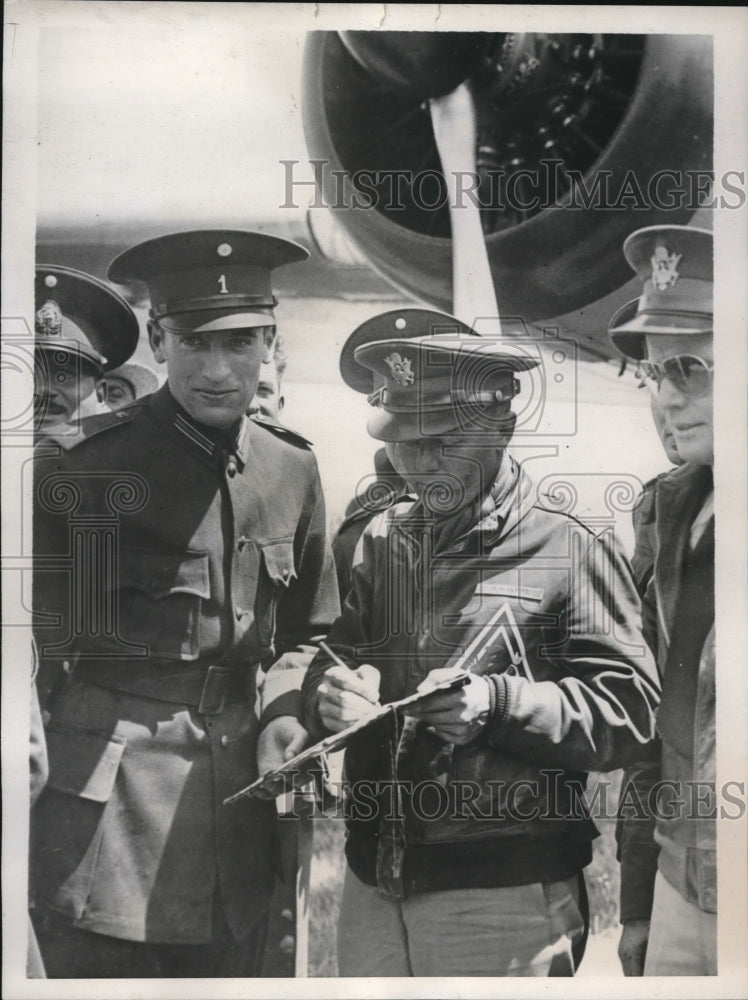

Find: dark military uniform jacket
<box><xmin>304</xmin><ymin>456</ymin><xmax>660</xmax><ymax>900</ymax></box>
<box><xmin>32</xmin><ymin>385</ymin><xmax>339</xmax><ymax>944</ymax></box>
<box><xmin>617</xmin><ymin>463</ymin><xmax>716</xmax><ymax>922</ymax></box>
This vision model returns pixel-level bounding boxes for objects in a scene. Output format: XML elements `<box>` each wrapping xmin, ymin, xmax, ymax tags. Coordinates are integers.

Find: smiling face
<box><xmin>34</xmin><ymin>348</ymin><xmax>98</xmax><ymax>431</ymax></box>
<box><xmin>149</xmin><ymin>324</ymin><xmax>273</xmax><ymax>430</ymax></box>
<box><xmin>644</xmin><ymin>332</ymin><xmax>713</xmax><ymax>466</ymax></box>
<box><xmin>384</xmin><ymin>435</ymin><xmax>505</xmax><ymax>517</ymax></box>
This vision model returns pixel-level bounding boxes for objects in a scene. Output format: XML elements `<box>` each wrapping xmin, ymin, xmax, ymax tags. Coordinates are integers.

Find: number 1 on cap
<box><xmin>218</xmin><ymin>274</ymin><xmax>228</xmax><ymax>294</ymax></box>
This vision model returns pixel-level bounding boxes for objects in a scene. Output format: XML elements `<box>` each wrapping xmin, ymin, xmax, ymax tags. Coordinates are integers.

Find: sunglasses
<box><xmin>636</xmin><ymin>354</ymin><xmax>713</xmax><ymax>397</ymax></box>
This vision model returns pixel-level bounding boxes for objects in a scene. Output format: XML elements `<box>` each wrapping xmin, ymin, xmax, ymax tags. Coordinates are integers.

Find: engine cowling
<box><xmin>302</xmin><ymin>31</ymin><xmax>713</xmax><ymax>323</ymax></box>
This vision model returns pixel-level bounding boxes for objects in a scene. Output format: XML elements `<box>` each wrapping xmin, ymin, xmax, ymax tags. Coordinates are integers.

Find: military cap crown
<box><xmin>35</xmin><ymin>264</ymin><xmax>140</xmax><ymax>373</ymax></box>
<box><xmin>609</xmin><ymin>225</ymin><xmax>713</xmax><ymax>361</ymax></box>
<box><xmin>108</xmin><ymin>230</ymin><xmax>309</xmax><ymax>334</ymax></box>
<box><xmin>340</xmin><ymin>308</ymin><xmax>481</xmax><ymax>393</ymax></box>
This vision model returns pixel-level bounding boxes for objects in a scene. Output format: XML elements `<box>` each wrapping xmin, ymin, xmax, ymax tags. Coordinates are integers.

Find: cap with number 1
<box><xmin>108</xmin><ymin>230</ymin><xmax>309</xmax><ymax>334</ymax></box>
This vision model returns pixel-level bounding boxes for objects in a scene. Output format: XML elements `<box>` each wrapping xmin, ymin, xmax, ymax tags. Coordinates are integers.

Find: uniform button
<box><xmin>235</xmin><ymin>606</ymin><xmax>246</xmax><ymax>619</ymax></box>
<box><xmin>282</xmin><ymin>568</ymin><xmax>289</xmax><ymax>578</ymax></box>
<box><xmin>237</xmin><ymin>536</ymin><xmax>249</xmax><ymax>551</ymax></box>
<box><xmin>221</xmin><ymin>734</ymin><xmax>230</xmax><ymax>748</ymax></box>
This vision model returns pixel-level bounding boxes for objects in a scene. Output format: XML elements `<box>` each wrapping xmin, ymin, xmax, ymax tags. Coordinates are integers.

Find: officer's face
<box><xmin>384</xmin><ymin>436</ymin><xmax>504</xmax><ymax>517</ymax></box>
<box><xmin>34</xmin><ymin>349</ymin><xmax>98</xmax><ymax>431</ymax></box>
<box><xmin>103</xmin><ymin>376</ymin><xmax>136</xmax><ymax>411</ymax></box>
<box><xmin>251</xmin><ymin>360</ymin><xmax>285</xmax><ymax>420</ymax></box>
<box><xmin>644</xmin><ymin>332</ymin><xmax>713</xmax><ymax>466</ymax></box>
<box><xmin>150</xmin><ymin>325</ymin><xmax>273</xmax><ymax>430</ymax></box>
<box><xmin>649</xmin><ymin>393</ymin><xmax>682</xmax><ymax>467</ymax></box>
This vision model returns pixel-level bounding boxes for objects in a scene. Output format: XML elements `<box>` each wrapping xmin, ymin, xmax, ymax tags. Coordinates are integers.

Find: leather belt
<box><xmin>72</xmin><ymin>661</ymin><xmax>247</xmax><ymax>715</ymax></box>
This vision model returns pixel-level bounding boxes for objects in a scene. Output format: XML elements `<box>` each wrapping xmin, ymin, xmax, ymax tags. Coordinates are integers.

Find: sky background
<box><xmin>37</xmin><ymin>25</ymin><xmax>312</xmax><ymax>226</ymax></box>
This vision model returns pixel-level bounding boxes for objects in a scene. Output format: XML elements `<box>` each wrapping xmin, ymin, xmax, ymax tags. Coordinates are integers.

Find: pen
<box><xmin>318</xmin><ymin>640</ymin><xmax>380</xmax><ymax>706</ymax></box>
<box><xmin>318</xmin><ymin>640</ymin><xmax>349</xmax><ymax>670</ymax></box>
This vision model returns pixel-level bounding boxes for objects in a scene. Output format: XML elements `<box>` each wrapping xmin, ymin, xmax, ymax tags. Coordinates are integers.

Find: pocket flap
<box><xmin>46</xmin><ymin>726</ymin><xmax>126</xmax><ymax>803</ymax></box>
<box><xmin>116</xmin><ymin>548</ymin><xmax>210</xmax><ymax>600</ymax></box>
<box><xmin>260</xmin><ymin>540</ymin><xmax>297</xmax><ymax>588</ymax></box>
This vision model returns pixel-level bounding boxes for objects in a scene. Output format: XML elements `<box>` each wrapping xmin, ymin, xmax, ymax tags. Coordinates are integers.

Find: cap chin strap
<box><xmin>150</xmin><ymin>294</ymin><xmax>277</xmax><ymax>320</ymax></box>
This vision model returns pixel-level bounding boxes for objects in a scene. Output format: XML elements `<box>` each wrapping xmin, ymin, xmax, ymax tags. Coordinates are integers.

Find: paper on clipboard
<box><xmin>223</xmin><ymin>668</ymin><xmax>470</xmax><ymax>804</ymax></box>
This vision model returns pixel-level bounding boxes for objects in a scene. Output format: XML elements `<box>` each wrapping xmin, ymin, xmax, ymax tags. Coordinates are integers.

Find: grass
<box><xmin>306</xmin><ymin>770</ymin><xmax>624</xmax><ymax>977</ymax></box>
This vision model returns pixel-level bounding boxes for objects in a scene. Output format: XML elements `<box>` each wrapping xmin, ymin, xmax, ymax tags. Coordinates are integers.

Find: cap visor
<box><xmin>610</xmin><ymin>312</ymin><xmax>712</xmax><ymax>336</ymax></box>
<box><xmin>608</xmin><ymin>298</ymin><xmax>711</xmax><ymax>361</ymax></box>
<box><xmin>35</xmin><ymin>340</ymin><xmax>103</xmax><ymax>375</ymax></box>
<box><xmin>158</xmin><ymin>310</ymin><xmax>275</xmax><ymax>334</ymax></box>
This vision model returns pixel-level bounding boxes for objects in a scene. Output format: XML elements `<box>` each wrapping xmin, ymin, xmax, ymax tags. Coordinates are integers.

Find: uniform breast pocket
<box><xmin>254</xmin><ymin>539</ymin><xmax>297</xmax><ymax>649</ymax></box>
<box><xmin>110</xmin><ymin>548</ymin><xmax>211</xmax><ymax>660</ymax></box>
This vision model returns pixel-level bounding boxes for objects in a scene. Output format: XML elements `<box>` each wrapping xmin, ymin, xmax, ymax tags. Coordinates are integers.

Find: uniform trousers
<box><xmin>32</xmin><ymin>906</ymin><xmax>268</xmax><ymax>979</ymax></box>
<box><xmin>644</xmin><ymin>870</ymin><xmax>717</xmax><ymax>976</ymax></box>
<box><xmin>337</xmin><ymin>867</ymin><xmax>587</xmax><ymax>977</ymax></box>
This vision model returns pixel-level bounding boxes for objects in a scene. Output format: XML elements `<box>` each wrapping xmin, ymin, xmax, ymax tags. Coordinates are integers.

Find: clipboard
<box><xmin>223</xmin><ymin>668</ymin><xmax>470</xmax><ymax>804</ymax></box>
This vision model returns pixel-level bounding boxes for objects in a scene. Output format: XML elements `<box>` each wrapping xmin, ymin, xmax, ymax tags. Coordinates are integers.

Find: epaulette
<box><xmin>249</xmin><ymin>413</ymin><xmax>313</xmax><ymax>449</ymax></box>
<box><xmin>40</xmin><ymin>406</ymin><xmax>137</xmax><ymax>451</ymax></box>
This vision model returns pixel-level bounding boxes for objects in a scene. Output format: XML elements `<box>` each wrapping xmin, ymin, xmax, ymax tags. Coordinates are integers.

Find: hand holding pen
<box><xmin>315</xmin><ymin>641</ymin><xmax>382</xmax><ymax>734</ymax></box>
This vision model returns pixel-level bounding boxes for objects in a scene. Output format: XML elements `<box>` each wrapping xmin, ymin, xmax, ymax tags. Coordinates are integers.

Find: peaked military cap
<box><xmin>609</xmin><ymin>225</ymin><xmax>713</xmax><ymax>361</ymax></box>
<box><xmin>108</xmin><ymin>230</ymin><xmax>309</xmax><ymax>334</ymax></box>
<box><xmin>340</xmin><ymin>308</ymin><xmax>481</xmax><ymax>393</ymax></box>
<box><xmin>35</xmin><ymin>264</ymin><xmax>140</xmax><ymax>373</ymax></box>
<box><xmin>355</xmin><ymin>331</ymin><xmax>539</xmax><ymax>441</ymax></box>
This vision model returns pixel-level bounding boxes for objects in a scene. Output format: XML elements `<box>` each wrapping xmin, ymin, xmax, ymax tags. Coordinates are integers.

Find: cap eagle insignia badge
<box><xmin>35</xmin><ymin>299</ymin><xmax>63</xmax><ymax>338</ymax></box>
<box><xmin>650</xmin><ymin>245</ymin><xmax>682</xmax><ymax>291</ymax></box>
<box><xmin>384</xmin><ymin>352</ymin><xmax>415</xmax><ymax>387</ymax></box>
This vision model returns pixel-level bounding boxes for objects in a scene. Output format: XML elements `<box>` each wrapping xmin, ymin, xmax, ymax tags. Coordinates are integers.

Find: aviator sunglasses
<box><xmin>636</xmin><ymin>354</ymin><xmax>713</xmax><ymax>397</ymax></box>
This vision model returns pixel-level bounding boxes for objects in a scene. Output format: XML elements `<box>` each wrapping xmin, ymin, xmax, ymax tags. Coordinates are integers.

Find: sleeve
<box><xmin>259</xmin><ymin>453</ymin><xmax>341</xmax><ymax>727</ymax></box>
<box><xmin>614</xmin><ymin>534</ymin><xmax>663</xmax><ymax>923</ymax></box>
<box><xmin>615</xmin><ymin>746</ymin><xmax>661</xmax><ymax>922</ymax></box>
<box><xmin>301</xmin><ymin>524</ymin><xmax>376</xmax><ymax>742</ymax></box>
<box><xmin>32</xmin><ymin>449</ymin><xmax>73</xmax><ymax>712</ymax></box>
<box><xmin>484</xmin><ymin>527</ymin><xmax>661</xmax><ymax>773</ymax></box>
<box><xmin>331</xmin><ymin>514</ymin><xmax>368</xmax><ymax>607</ymax></box>
<box><xmin>30</xmin><ymin>681</ymin><xmax>50</xmax><ymax>807</ymax></box>
<box><xmin>630</xmin><ymin>483</ymin><xmax>658</xmax><ymax>598</ymax></box>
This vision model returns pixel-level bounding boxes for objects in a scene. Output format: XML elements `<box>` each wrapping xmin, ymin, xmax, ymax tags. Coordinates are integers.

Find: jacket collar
<box><xmin>395</xmin><ymin>451</ymin><xmax>533</xmax><ymax>553</ymax></box>
<box><xmin>150</xmin><ymin>383</ymin><xmax>251</xmax><ymax>471</ymax></box>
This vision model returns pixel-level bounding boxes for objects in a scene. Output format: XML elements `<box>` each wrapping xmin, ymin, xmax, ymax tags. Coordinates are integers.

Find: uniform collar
<box><xmin>151</xmin><ymin>383</ymin><xmax>251</xmax><ymax>471</ymax></box>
